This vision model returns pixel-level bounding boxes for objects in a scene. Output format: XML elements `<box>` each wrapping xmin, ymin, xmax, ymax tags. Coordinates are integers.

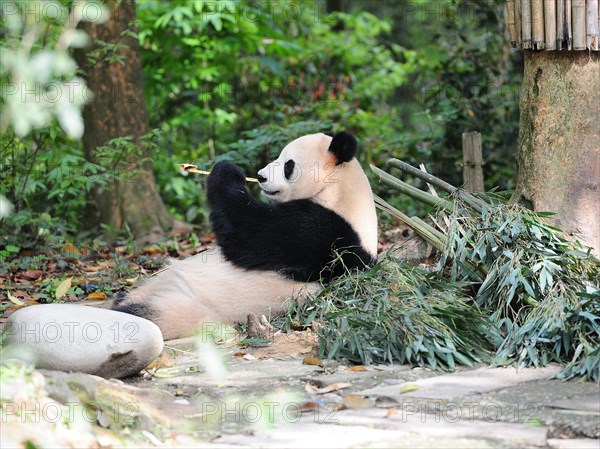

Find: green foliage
<box><xmin>0</xmin><ymin>1</ymin><xmax>106</xmax><ymax>243</ymax></box>
<box><xmin>0</xmin><ymin>126</ymin><xmax>155</xmax><ymax>246</ymax></box>
<box><xmin>369</xmin><ymin>0</ymin><xmax>521</xmax><ymax>190</ymax></box>
<box><xmin>443</xmin><ymin>202</ymin><xmax>600</xmax><ymax>381</ymax></box>
<box><xmin>0</xmin><ymin>0</ymin><xmax>108</xmax><ymax>138</ymax></box>
<box><xmin>138</xmin><ymin>1</ymin><xmax>417</xmax><ymax>196</ymax></box>
<box><xmin>282</xmin><ymin>255</ymin><xmax>496</xmax><ymax>369</ymax></box>
<box><xmin>2</xmin><ymin>0</ymin><xmax>519</xmax><ymax>237</ymax></box>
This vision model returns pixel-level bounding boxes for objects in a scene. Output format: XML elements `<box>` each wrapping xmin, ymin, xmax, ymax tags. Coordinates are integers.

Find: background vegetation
<box><xmin>1</xmin><ymin>0</ymin><xmax>520</xmax><ymax>244</ymax></box>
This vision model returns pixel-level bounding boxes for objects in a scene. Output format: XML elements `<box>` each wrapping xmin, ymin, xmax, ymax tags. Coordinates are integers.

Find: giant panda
<box><xmin>113</xmin><ymin>131</ymin><xmax>378</xmax><ymax>340</ymax></box>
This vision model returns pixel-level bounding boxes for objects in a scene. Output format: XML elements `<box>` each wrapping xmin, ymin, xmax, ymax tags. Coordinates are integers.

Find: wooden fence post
<box><xmin>462</xmin><ymin>132</ymin><xmax>485</xmax><ymax>192</ymax></box>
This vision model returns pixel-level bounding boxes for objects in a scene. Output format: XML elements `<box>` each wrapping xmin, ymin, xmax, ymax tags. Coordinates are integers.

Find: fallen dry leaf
<box><xmin>341</xmin><ymin>395</ymin><xmax>372</xmax><ymax>409</ymax></box>
<box><xmin>315</xmin><ymin>382</ymin><xmax>351</xmax><ymax>394</ymax></box>
<box><xmin>7</xmin><ymin>291</ymin><xmax>24</xmax><ymax>305</ymax></box>
<box><xmin>304</xmin><ymin>383</ymin><xmax>318</xmax><ymax>394</ymax></box>
<box><xmin>297</xmin><ymin>401</ymin><xmax>321</xmax><ymax>412</ymax></box>
<box><xmin>20</xmin><ymin>270</ymin><xmax>44</xmax><ymax>280</ymax></box>
<box><xmin>55</xmin><ymin>277</ymin><xmax>72</xmax><ymax>300</ymax></box>
<box><xmin>124</xmin><ymin>277</ymin><xmax>139</xmax><ymax>286</ymax></box>
<box><xmin>385</xmin><ymin>408</ymin><xmax>398</xmax><ymax>418</ymax></box>
<box><xmin>302</xmin><ymin>356</ymin><xmax>323</xmax><ymax>367</ymax></box>
<box><xmin>348</xmin><ymin>365</ymin><xmax>367</xmax><ymax>372</ymax></box>
<box><xmin>61</xmin><ymin>243</ymin><xmax>81</xmax><ymax>257</ymax></box>
<box><xmin>305</xmin><ymin>382</ymin><xmax>352</xmax><ymax>394</ymax></box>
<box><xmin>146</xmin><ymin>353</ymin><xmax>174</xmax><ymax>371</ymax></box>
<box><xmin>86</xmin><ymin>291</ymin><xmax>108</xmax><ymax>300</ymax></box>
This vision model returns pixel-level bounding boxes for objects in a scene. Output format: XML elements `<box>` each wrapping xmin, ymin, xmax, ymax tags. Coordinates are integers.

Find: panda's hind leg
<box><xmin>112</xmin><ymin>301</ymin><xmax>156</xmax><ymax>322</ymax></box>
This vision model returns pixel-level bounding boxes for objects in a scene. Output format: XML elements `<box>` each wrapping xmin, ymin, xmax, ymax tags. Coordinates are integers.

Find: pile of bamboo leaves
<box><xmin>283</xmin><ymin>256</ymin><xmax>497</xmax><ymax>370</ymax></box>
<box><xmin>285</xmin><ymin>159</ymin><xmax>600</xmax><ymax>381</ymax></box>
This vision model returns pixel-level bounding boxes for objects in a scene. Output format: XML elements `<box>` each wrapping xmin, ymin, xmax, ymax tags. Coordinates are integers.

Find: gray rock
<box><xmin>4</xmin><ymin>304</ymin><xmax>163</xmax><ymax>378</ymax></box>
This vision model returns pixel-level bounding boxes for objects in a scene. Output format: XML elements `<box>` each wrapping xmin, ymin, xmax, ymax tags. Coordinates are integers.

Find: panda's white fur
<box><xmin>258</xmin><ymin>133</ymin><xmax>378</xmax><ymax>256</ymax></box>
<box><xmin>119</xmin><ymin>248</ymin><xmax>322</xmax><ymax>339</ymax></box>
<box><xmin>114</xmin><ymin>132</ymin><xmax>377</xmax><ymax>340</ymax></box>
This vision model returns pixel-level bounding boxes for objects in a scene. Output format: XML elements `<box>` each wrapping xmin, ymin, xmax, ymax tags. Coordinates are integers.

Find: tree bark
<box><xmin>515</xmin><ymin>51</ymin><xmax>599</xmax><ymax>256</ymax></box>
<box><xmin>74</xmin><ymin>0</ymin><xmax>173</xmax><ymax>240</ymax></box>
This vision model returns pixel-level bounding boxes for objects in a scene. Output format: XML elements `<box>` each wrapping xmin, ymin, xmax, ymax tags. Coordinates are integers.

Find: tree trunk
<box><xmin>515</xmin><ymin>51</ymin><xmax>599</xmax><ymax>256</ymax></box>
<box><xmin>74</xmin><ymin>0</ymin><xmax>173</xmax><ymax>240</ymax></box>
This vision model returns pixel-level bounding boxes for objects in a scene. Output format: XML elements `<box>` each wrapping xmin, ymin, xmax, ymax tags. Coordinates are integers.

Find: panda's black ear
<box><xmin>328</xmin><ymin>131</ymin><xmax>357</xmax><ymax>165</ymax></box>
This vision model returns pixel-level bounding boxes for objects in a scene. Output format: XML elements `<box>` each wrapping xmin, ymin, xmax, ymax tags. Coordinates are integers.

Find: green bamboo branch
<box><xmin>387</xmin><ymin>158</ymin><xmax>485</xmax><ymax>213</ymax></box>
<box><xmin>373</xmin><ymin>194</ymin><xmax>446</xmax><ymax>252</ymax></box>
<box><xmin>374</xmin><ymin>194</ymin><xmax>484</xmax><ymax>281</ymax></box>
<box><xmin>411</xmin><ymin>216</ymin><xmax>448</xmax><ymax>247</ymax></box>
<box><xmin>370</xmin><ymin>164</ymin><xmax>454</xmax><ymax>212</ymax></box>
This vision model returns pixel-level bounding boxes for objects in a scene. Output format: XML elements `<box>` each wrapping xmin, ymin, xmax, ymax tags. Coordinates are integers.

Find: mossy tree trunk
<box><xmin>515</xmin><ymin>51</ymin><xmax>599</xmax><ymax>256</ymax></box>
<box><xmin>75</xmin><ymin>0</ymin><xmax>173</xmax><ymax>240</ymax></box>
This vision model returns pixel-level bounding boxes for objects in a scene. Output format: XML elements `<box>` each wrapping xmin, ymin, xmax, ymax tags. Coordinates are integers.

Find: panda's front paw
<box><xmin>207</xmin><ymin>161</ymin><xmax>247</xmax><ymax>204</ymax></box>
<box><xmin>209</xmin><ymin>161</ymin><xmax>246</xmax><ymax>186</ymax></box>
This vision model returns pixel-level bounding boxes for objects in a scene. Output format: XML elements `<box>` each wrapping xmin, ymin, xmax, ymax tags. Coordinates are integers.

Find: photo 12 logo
<box><xmin>3</xmin><ymin>320</ymin><xmax>140</xmax><ymax>344</ymax></box>
<box><xmin>1</xmin><ymin>1</ymin><xmax>108</xmax><ymax>24</ymax></box>
<box><xmin>1</xmin><ymin>400</ymin><xmax>139</xmax><ymax>425</ymax></box>
<box><xmin>199</xmin><ymin>400</ymin><xmax>339</xmax><ymax>424</ymax></box>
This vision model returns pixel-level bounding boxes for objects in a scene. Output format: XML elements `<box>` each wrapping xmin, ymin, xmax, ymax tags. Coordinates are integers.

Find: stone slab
<box><xmin>357</xmin><ymin>365</ymin><xmax>563</xmax><ymax>401</ymax></box>
<box><xmin>545</xmin><ymin>395</ymin><xmax>600</xmax><ymax>414</ymax></box>
<box><xmin>547</xmin><ymin>439</ymin><xmax>600</xmax><ymax>449</ymax></box>
<box><xmin>324</xmin><ymin>408</ymin><xmax>548</xmax><ymax>447</ymax></box>
<box><xmin>215</xmin><ymin>421</ymin><xmax>504</xmax><ymax>449</ymax></box>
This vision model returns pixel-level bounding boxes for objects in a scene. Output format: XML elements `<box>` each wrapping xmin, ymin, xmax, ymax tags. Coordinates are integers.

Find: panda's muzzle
<box><xmin>256</xmin><ymin>174</ymin><xmax>268</xmax><ymax>183</ymax></box>
<box><xmin>261</xmin><ymin>188</ymin><xmax>280</xmax><ymax>196</ymax></box>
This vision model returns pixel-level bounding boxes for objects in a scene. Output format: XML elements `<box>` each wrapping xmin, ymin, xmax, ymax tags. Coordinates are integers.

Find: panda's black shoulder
<box><xmin>215</xmin><ymin>197</ymin><xmax>374</xmax><ymax>282</ymax></box>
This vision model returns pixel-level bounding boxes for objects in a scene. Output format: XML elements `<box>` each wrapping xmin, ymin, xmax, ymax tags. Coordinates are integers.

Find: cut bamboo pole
<box><xmin>572</xmin><ymin>0</ymin><xmax>587</xmax><ymax>50</ymax></box>
<box><xmin>373</xmin><ymin>194</ymin><xmax>446</xmax><ymax>252</ymax></box>
<box><xmin>386</xmin><ymin>158</ymin><xmax>484</xmax><ymax>213</ymax></box>
<box><xmin>557</xmin><ymin>0</ymin><xmax>564</xmax><ymax>49</ymax></box>
<box><xmin>462</xmin><ymin>132</ymin><xmax>485</xmax><ymax>193</ymax></box>
<box><xmin>544</xmin><ymin>0</ymin><xmax>557</xmax><ymax>50</ymax></box>
<box><xmin>411</xmin><ymin>217</ymin><xmax>448</xmax><ymax>248</ymax></box>
<box><xmin>532</xmin><ymin>0</ymin><xmax>545</xmax><ymax>49</ymax></box>
<box><xmin>516</xmin><ymin>0</ymin><xmax>523</xmax><ymax>48</ymax></box>
<box><xmin>587</xmin><ymin>0</ymin><xmax>599</xmax><ymax>50</ymax></box>
<box><xmin>522</xmin><ymin>0</ymin><xmax>532</xmax><ymax>48</ymax></box>
<box><xmin>507</xmin><ymin>0</ymin><xmax>518</xmax><ymax>45</ymax></box>
<box><xmin>370</xmin><ymin>165</ymin><xmax>454</xmax><ymax>212</ymax></box>
<box><xmin>566</xmin><ymin>0</ymin><xmax>573</xmax><ymax>49</ymax></box>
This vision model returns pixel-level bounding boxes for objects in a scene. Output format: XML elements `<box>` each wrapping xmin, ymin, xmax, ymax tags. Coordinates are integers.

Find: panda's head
<box><xmin>256</xmin><ymin>131</ymin><xmax>358</xmax><ymax>203</ymax></box>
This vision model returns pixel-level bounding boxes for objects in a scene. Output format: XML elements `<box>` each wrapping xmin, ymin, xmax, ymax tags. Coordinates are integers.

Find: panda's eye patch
<box><xmin>284</xmin><ymin>160</ymin><xmax>295</xmax><ymax>180</ymax></box>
